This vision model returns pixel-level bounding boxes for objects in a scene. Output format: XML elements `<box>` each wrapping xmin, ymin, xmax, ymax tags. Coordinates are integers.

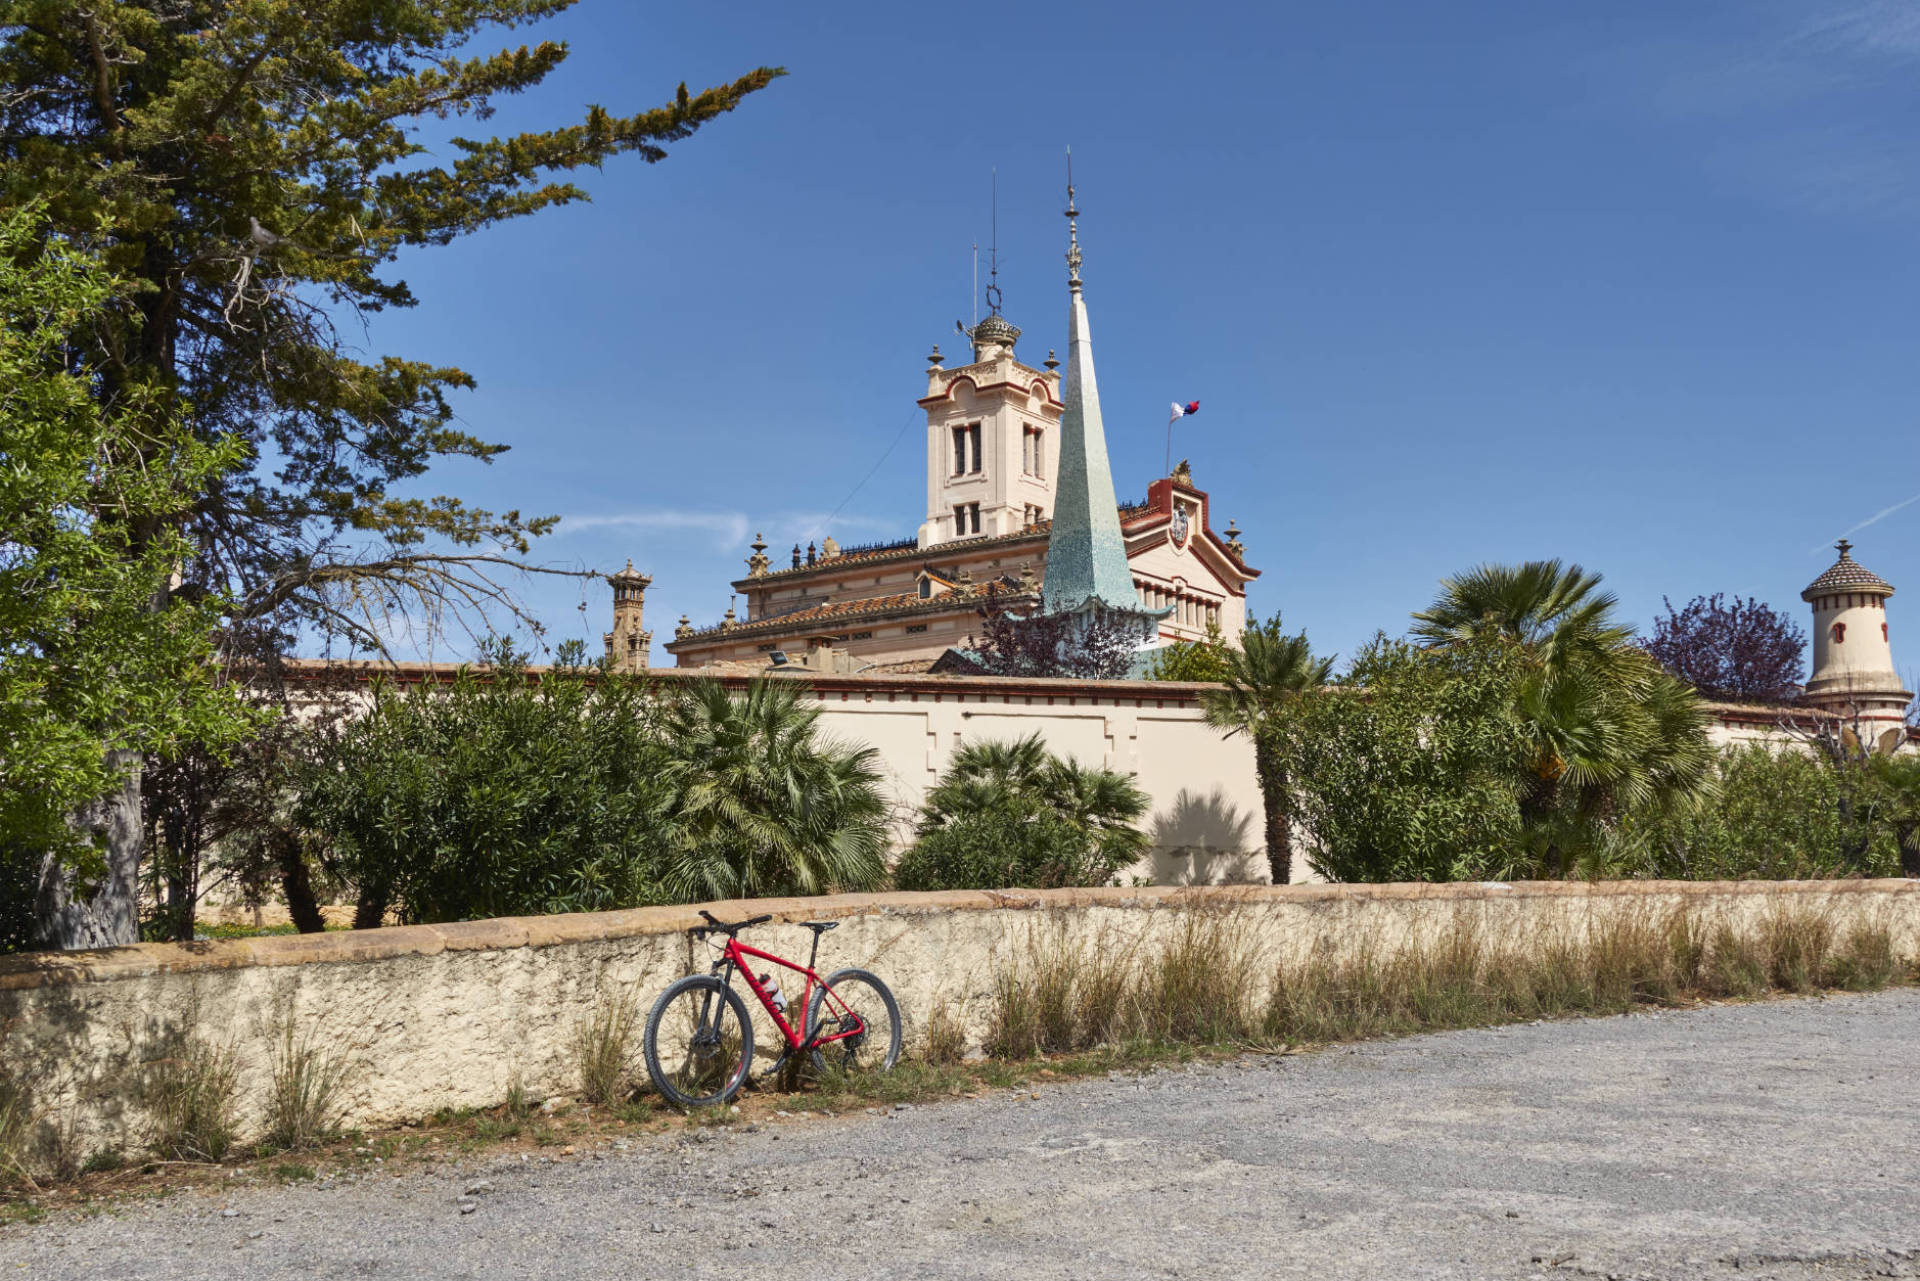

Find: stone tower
<box><xmin>916</xmin><ymin>287</ymin><xmax>1063</xmax><ymax>548</ymax></box>
<box><xmin>1799</xmin><ymin>540</ymin><xmax>1911</xmax><ymax>728</ymax></box>
<box><xmin>604</xmin><ymin>560</ymin><xmax>653</xmax><ymax>673</ymax></box>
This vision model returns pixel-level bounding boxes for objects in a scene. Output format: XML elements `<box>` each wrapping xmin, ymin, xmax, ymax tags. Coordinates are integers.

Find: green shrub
<box><xmin>1618</xmin><ymin>745</ymin><xmax>1900</xmax><ymax>880</ymax></box>
<box><xmin>894</xmin><ymin>735</ymin><xmax>1149</xmax><ymax>892</ymax></box>
<box><xmin>1270</xmin><ymin>636</ymin><xmax>1530</xmax><ymax>883</ymax></box>
<box><xmin>298</xmin><ymin>644</ymin><xmax>673</xmax><ymax>924</ymax></box>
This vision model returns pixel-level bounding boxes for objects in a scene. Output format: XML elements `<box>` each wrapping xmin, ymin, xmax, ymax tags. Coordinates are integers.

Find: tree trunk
<box><xmin>271</xmin><ymin>830</ymin><xmax>327</xmax><ymax>934</ymax></box>
<box><xmin>33</xmin><ymin>751</ymin><xmax>144</xmax><ymax>950</ymax></box>
<box><xmin>352</xmin><ymin>880</ymin><xmax>391</xmax><ymax>932</ymax></box>
<box><xmin>1255</xmin><ymin>738</ymin><xmax>1292</xmax><ymax>886</ymax></box>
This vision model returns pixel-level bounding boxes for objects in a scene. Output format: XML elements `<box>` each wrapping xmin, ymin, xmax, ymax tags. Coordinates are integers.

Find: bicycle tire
<box><xmin>806</xmin><ymin>968</ymin><xmax>902</xmax><ymax>1077</ymax></box>
<box><xmin>644</xmin><ymin>975</ymin><xmax>755</xmax><ymax>1108</ymax></box>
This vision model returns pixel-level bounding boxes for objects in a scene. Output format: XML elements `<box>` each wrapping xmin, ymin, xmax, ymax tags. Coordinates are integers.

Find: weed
<box><xmin>265</xmin><ymin>1019</ymin><xmax>355</xmax><ymax>1151</ymax></box>
<box><xmin>611</xmin><ymin>1099</ymin><xmax>656</xmax><ymax>1126</ymax></box>
<box><xmin>920</xmin><ymin>998</ymin><xmax>968</xmax><ymax>1066</ymax></box>
<box><xmin>146</xmin><ymin>1037</ymin><xmax>239</xmax><ymax>1164</ymax></box>
<box><xmin>1828</xmin><ymin>922</ymin><xmax>1901</xmax><ymax>991</ymax></box>
<box><xmin>0</xmin><ymin>1068</ymin><xmax>33</xmax><ymax>1189</ymax></box>
<box><xmin>504</xmin><ymin>1075</ymin><xmax>532</xmax><ymax>1121</ymax></box>
<box><xmin>471</xmin><ymin>1116</ymin><xmax>522</xmax><ymax>1143</ymax></box>
<box><xmin>575</xmin><ymin>984</ymin><xmax>642</xmax><ymax>1107</ymax></box>
<box><xmin>1759</xmin><ymin>907</ymin><xmax>1834</xmax><ymax>993</ymax></box>
<box><xmin>1136</xmin><ymin>908</ymin><xmax>1260</xmax><ymax>1046</ymax></box>
<box><xmin>79</xmin><ymin>1149</ymin><xmax>123</xmax><ymax>1175</ymax></box>
<box><xmin>271</xmin><ymin>1161</ymin><xmax>317</xmax><ymax>1183</ymax></box>
<box><xmin>1707</xmin><ymin>923</ymin><xmax>1769</xmax><ymax>998</ymax></box>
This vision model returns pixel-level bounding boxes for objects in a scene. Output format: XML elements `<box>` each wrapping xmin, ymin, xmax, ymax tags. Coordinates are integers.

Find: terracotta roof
<box><xmin>669</xmin><ymin>582</ymin><xmax>1035</xmax><ymax>647</ymax></box>
<box><xmin>1802</xmin><ymin>542</ymin><xmax>1894</xmax><ymax>600</ymax></box>
<box><xmin>736</xmin><ymin>504</ymin><xmax>1156</xmax><ymax>589</ymax></box>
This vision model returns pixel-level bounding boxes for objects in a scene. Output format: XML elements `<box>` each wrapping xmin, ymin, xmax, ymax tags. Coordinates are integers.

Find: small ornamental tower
<box><xmin>916</xmin><ymin>220</ymin><xmax>1063</xmax><ymax>548</ymax></box>
<box><xmin>1799</xmin><ymin>540</ymin><xmax>1912</xmax><ymax>727</ymax></box>
<box><xmin>604</xmin><ymin>560</ymin><xmax>653</xmax><ymax>673</ymax></box>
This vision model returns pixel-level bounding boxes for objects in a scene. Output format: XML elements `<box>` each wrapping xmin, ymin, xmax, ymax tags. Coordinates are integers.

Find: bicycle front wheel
<box><xmin>644</xmin><ymin>975</ymin><xmax>755</xmax><ymax>1108</ymax></box>
<box><xmin>806</xmin><ymin>968</ymin><xmax>902</xmax><ymax>1077</ymax></box>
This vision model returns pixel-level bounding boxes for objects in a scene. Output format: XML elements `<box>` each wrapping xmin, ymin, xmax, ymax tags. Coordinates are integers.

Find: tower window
<box><xmin>1833</xmin><ymin>622</ymin><xmax>1847</xmax><ymax>644</ymax></box>
<box><xmin>951</xmin><ymin>425</ymin><xmax>967</xmax><ymax>476</ymax></box>
<box><xmin>968</xmin><ymin>423</ymin><xmax>982</xmax><ymax>474</ymax></box>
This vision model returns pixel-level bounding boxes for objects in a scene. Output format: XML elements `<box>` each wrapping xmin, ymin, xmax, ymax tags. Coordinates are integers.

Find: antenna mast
<box><xmin>986</xmin><ymin>167</ymin><xmax>1003</xmax><ymax>316</ymax></box>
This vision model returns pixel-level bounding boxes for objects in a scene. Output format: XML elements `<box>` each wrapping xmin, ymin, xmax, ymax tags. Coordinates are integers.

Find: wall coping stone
<box><xmin>4</xmin><ymin>879</ymin><xmax>1916</xmax><ymax>992</ymax></box>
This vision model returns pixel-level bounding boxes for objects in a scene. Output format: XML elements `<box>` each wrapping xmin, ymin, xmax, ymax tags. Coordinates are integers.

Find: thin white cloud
<box><xmin>1812</xmin><ymin>489</ymin><xmax>1920</xmax><ymax>553</ymax></box>
<box><xmin>554</xmin><ymin>507</ymin><xmax>904</xmax><ymax>550</ymax></box>
<box><xmin>558</xmin><ymin>509</ymin><xmax>753</xmax><ymax>546</ymax></box>
<box><xmin>1603</xmin><ymin>2</ymin><xmax>1920</xmax><ymax>220</ymax></box>
<box><xmin>1795</xmin><ymin>1</ymin><xmax>1920</xmax><ymax>61</ymax></box>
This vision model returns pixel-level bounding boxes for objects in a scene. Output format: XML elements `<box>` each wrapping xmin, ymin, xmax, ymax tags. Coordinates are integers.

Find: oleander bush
<box><xmin>1617</xmin><ymin>746</ymin><xmax>1901</xmax><ymax>881</ymax></box>
<box><xmin>296</xmin><ymin>651</ymin><xmax>889</xmax><ymax>925</ymax></box>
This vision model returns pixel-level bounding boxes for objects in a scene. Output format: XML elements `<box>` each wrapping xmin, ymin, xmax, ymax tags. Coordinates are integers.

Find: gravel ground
<box><xmin>5</xmin><ymin>990</ymin><xmax>1919</xmax><ymax>1280</ymax></box>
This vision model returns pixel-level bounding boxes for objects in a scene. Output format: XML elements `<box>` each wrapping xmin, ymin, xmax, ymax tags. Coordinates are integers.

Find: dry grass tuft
<box><xmin>265</xmin><ymin>1020</ymin><xmax>355</xmax><ymax>1151</ymax></box>
<box><xmin>984</xmin><ymin>899</ymin><xmax>1915</xmax><ymax>1064</ymax></box>
<box><xmin>574</xmin><ymin>984</ymin><xmax>642</xmax><ymax>1107</ymax></box>
<box><xmin>0</xmin><ymin>1069</ymin><xmax>33</xmax><ymax>1190</ymax></box>
<box><xmin>147</xmin><ymin>1038</ymin><xmax>240</xmax><ymax>1164</ymax></box>
<box><xmin>920</xmin><ymin>998</ymin><xmax>968</xmax><ymax>1066</ymax></box>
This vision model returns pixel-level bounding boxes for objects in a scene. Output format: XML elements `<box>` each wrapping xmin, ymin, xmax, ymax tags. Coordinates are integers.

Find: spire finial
<box><xmin>1837</xmin><ymin>538</ymin><xmax>1854</xmax><ymax>559</ymax></box>
<box><xmin>1065</xmin><ymin>148</ymin><xmax>1082</xmax><ymax>291</ymax></box>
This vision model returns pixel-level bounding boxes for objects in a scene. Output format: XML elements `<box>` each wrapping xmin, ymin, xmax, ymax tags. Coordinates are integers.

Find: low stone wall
<box><xmin>3</xmin><ymin>879</ymin><xmax>1916</xmax><ymax>1167</ymax></box>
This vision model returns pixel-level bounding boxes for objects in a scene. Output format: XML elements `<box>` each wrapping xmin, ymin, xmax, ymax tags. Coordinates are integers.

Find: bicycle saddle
<box><xmin>799</xmin><ymin>920</ymin><xmax>839</xmax><ymax>934</ymax></box>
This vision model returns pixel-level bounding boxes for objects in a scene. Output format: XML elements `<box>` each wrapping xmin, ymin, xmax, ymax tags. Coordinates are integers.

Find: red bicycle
<box><xmin>642</xmin><ymin>911</ymin><xmax>902</xmax><ymax>1108</ymax></box>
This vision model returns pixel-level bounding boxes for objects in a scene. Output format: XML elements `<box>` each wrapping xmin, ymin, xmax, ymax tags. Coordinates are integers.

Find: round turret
<box><xmin>1799</xmin><ymin>540</ymin><xmax>1910</xmax><ymax>724</ymax></box>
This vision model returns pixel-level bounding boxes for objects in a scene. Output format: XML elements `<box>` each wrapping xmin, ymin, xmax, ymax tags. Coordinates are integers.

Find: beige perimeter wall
<box><xmin>3</xmin><ymin>879</ymin><xmax>1916</xmax><ymax>1167</ymax></box>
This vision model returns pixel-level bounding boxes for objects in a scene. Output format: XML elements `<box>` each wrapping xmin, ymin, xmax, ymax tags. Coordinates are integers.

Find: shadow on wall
<box><xmin>1147</xmin><ymin>788</ymin><xmax>1263</xmax><ymax>886</ymax></box>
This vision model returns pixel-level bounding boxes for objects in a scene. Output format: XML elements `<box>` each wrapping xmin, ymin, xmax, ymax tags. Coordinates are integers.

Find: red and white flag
<box><xmin>1168</xmin><ymin>400</ymin><xmax>1200</xmax><ymax>426</ymax></box>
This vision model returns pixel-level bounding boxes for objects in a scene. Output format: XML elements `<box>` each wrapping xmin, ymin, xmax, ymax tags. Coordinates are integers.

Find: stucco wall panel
<box><xmin>4</xmin><ymin>881</ymin><xmax>1915</xmax><ymax>1168</ymax></box>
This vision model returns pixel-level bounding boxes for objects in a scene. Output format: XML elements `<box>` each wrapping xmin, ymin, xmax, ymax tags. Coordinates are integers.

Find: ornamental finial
<box><xmin>1837</xmin><ymin>538</ymin><xmax>1854</xmax><ymax>559</ymax></box>
<box><xmin>1065</xmin><ymin>148</ymin><xmax>1082</xmax><ymax>291</ymax></box>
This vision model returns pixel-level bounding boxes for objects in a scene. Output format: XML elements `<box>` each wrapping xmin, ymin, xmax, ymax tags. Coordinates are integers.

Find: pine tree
<box><xmin>0</xmin><ymin>2</ymin><xmax>781</xmax><ymax>945</ymax></box>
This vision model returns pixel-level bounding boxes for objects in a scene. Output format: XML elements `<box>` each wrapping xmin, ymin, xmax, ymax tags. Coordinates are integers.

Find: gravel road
<box><xmin>6</xmin><ymin>990</ymin><xmax>1919</xmax><ymax>1280</ymax></box>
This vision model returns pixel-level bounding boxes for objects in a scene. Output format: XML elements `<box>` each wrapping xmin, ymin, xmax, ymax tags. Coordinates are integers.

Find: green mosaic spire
<box><xmin>1042</xmin><ymin>179</ymin><xmax>1143</xmax><ymax>617</ymax></box>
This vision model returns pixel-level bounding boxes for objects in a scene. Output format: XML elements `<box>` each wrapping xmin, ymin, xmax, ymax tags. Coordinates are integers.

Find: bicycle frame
<box><xmin>709</xmin><ymin>933</ymin><xmax>866</xmax><ymax>1054</ymax></box>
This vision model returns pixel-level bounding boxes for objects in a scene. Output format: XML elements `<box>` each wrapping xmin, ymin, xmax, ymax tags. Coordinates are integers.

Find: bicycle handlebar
<box><xmin>691</xmin><ymin>910</ymin><xmax>772</xmax><ymax>937</ymax></box>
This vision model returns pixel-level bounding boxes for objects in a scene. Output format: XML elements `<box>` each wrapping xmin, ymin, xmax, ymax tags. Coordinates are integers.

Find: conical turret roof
<box><xmin>1802</xmin><ymin>540</ymin><xmax>1893</xmax><ymax>601</ymax></box>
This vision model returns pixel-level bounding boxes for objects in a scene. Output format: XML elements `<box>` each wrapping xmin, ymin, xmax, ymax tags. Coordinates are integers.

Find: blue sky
<box><xmin>351</xmin><ymin>0</ymin><xmax>1920</xmax><ymax>680</ymax></box>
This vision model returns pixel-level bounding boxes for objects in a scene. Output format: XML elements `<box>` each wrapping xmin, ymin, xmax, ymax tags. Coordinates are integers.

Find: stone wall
<box><xmin>4</xmin><ymin>879</ymin><xmax>1916</xmax><ymax>1166</ymax></box>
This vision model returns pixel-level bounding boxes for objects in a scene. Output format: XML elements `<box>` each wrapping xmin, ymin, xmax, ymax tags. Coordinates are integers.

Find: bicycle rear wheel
<box><xmin>806</xmin><ymin>968</ymin><xmax>902</xmax><ymax>1077</ymax></box>
<box><xmin>644</xmin><ymin>975</ymin><xmax>755</xmax><ymax>1108</ymax></box>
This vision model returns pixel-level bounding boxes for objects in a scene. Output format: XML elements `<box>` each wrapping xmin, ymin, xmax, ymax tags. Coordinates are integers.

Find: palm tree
<box><xmin>1413</xmin><ymin>560</ymin><xmax>1713</xmax><ymax>876</ymax></box>
<box><xmin>655</xmin><ymin>679</ymin><xmax>890</xmax><ymax>903</ymax></box>
<box><xmin>921</xmin><ymin>734</ymin><xmax>1149</xmax><ymax>869</ymax></box>
<box><xmin>1199</xmin><ymin>617</ymin><xmax>1334</xmax><ymax>887</ymax></box>
<box><xmin>1867</xmin><ymin>753</ymin><xmax>1920</xmax><ymax>878</ymax></box>
<box><xmin>905</xmin><ymin>733</ymin><xmax>1149</xmax><ymax>888</ymax></box>
<box><xmin>1411</xmin><ymin>559</ymin><xmax>1633</xmax><ymax>665</ymax></box>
